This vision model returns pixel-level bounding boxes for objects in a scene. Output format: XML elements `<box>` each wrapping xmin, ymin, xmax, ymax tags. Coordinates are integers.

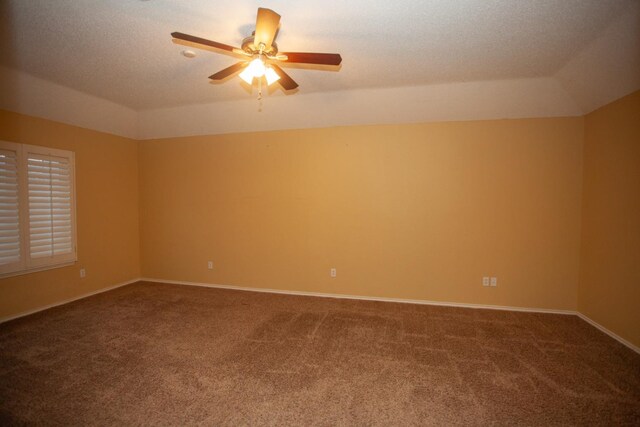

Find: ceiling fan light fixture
<box><xmin>238</xmin><ymin>56</ymin><xmax>280</xmax><ymax>86</ymax></box>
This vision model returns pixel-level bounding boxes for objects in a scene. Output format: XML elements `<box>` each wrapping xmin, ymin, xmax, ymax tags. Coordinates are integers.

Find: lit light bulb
<box><xmin>247</xmin><ymin>58</ymin><xmax>266</xmax><ymax>77</ymax></box>
<box><xmin>265</xmin><ymin>67</ymin><xmax>280</xmax><ymax>86</ymax></box>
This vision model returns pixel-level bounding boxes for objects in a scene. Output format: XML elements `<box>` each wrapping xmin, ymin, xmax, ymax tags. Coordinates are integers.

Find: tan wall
<box><xmin>5</xmin><ymin>95</ymin><xmax>638</xmax><ymax>346</ymax></box>
<box><xmin>0</xmin><ymin>109</ymin><xmax>140</xmax><ymax>319</ymax></box>
<box><xmin>140</xmin><ymin>118</ymin><xmax>584</xmax><ymax>310</ymax></box>
<box><xmin>579</xmin><ymin>90</ymin><xmax>640</xmax><ymax>347</ymax></box>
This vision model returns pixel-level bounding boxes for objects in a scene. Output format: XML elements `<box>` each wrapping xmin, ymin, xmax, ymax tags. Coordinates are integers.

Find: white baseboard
<box><xmin>576</xmin><ymin>312</ymin><xmax>640</xmax><ymax>354</ymax></box>
<box><xmin>0</xmin><ymin>278</ymin><xmax>140</xmax><ymax>324</ymax></box>
<box><xmin>141</xmin><ymin>278</ymin><xmax>640</xmax><ymax>354</ymax></box>
<box><xmin>139</xmin><ymin>277</ymin><xmax>576</xmax><ymax>315</ymax></box>
<box><xmin>3</xmin><ymin>276</ymin><xmax>637</xmax><ymax>355</ymax></box>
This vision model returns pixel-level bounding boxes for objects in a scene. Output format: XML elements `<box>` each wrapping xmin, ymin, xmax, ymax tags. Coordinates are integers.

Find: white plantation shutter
<box><xmin>0</xmin><ymin>141</ymin><xmax>76</xmax><ymax>276</ymax></box>
<box><xmin>27</xmin><ymin>153</ymin><xmax>74</xmax><ymax>262</ymax></box>
<box><xmin>0</xmin><ymin>146</ymin><xmax>22</xmax><ymax>273</ymax></box>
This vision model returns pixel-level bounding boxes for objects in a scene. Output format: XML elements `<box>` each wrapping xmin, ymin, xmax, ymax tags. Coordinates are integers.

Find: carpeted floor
<box><xmin>0</xmin><ymin>281</ymin><xmax>639</xmax><ymax>425</ymax></box>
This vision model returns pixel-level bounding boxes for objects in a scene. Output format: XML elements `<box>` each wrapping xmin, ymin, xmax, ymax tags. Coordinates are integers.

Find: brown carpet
<box><xmin>1</xmin><ymin>281</ymin><xmax>639</xmax><ymax>425</ymax></box>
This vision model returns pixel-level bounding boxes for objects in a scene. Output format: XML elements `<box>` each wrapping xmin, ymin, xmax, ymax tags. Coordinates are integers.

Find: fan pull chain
<box><xmin>257</xmin><ymin>43</ymin><xmax>265</xmax><ymax>112</ymax></box>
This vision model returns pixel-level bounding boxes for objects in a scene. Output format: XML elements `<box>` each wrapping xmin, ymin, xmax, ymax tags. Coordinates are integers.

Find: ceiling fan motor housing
<box><xmin>241</xmin><ymin>35</ymin><xmax>278</xmax><ymax>56</ymax></box>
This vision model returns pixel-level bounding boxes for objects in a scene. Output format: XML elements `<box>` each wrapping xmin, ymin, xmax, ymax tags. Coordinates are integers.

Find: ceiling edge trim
<box><xmin>554</xmin><ymin>1</ymin><xmax>640</xmax><ymax>114</ymax></box>
<box><xmin>0</xmin><ymin>66</ymin><xmax>588</xmax><ymax>141</ymax></box>
<box><xmin>0</xmin><ymin>66</ymin><xmax>138</xmax><ymax>139</ymax></box>
<box><xmin>137</xmin><ymin>77</ymin><xmax>583</xmax><ymax>140</ymax></box>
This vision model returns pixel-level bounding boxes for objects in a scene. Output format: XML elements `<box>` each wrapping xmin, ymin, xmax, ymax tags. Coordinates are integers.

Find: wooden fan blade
<box><xmin>280</xmin><ymin>52</ymin><xmax>342</xmax><ymax>66</ymax></box>
<box><xmin>171</xmin><ymin>32</ymin><xmax>246</xmax><ymax>56</ymax></box>
<box><xmin>209</xmin><ymin>61</ymin><xmax>248</xmax><ymax>80</ymax></box>
<box><xmin>271</xmin><ymin>64</ymin><xmax>298</xmax><ymax>90</ymax></box>
<box><xmin>254</xmin><ymin>8</ymin><xmax>281</xmax><ymax>50</ymax></box>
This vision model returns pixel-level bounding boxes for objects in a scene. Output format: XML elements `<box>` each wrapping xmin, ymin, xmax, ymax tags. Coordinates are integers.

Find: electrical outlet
<box><xmin>330</xmin><ymin>268</ymin><xmax>337</xmax><ymax>278</ymax></box>
<box><xmin>79</xmin><ymin>268</ymin><xmax>86</xmax><ymax>278</ymax></box>
<box><xmin>490</xmin><ymin>277</ymin><xmax>497</xmax><ymax>287</ymax></box>
<box><xmin>482</xmin><ymin>277</ymin><xmax>490</xmax><ymax>287</ymax></box>
<box><xmin>207</xmin><ymin>261</ymin><xmax>213</xmax><ymax>270</ymax></box>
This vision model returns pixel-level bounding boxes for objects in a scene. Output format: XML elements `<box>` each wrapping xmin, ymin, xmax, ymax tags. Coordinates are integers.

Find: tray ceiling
<box><xmin>0</xmin><ymin>0</ymin><xmax>638</xmax><ymax>138</ymax></box>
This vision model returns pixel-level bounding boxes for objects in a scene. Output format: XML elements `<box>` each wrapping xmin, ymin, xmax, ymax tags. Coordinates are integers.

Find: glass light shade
<box><xmin>239</xmin><ymin>67</ymin><xmax>254</xmax><ymax>84</ymax></box>
<box><xmin>264</xmin><ymin>67</ymin><xmax>281</xmax><ymax>86</ymax></box>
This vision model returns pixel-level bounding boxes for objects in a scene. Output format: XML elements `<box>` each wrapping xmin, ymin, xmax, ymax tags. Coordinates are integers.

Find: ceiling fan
<box><xmin>171</xmin><ymin>8</ymin><xmax>342</xmax><ymax>92</ymax></box>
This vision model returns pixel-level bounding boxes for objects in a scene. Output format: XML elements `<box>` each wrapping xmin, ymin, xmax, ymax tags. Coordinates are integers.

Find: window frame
<box><xmin>0</xmin><ymin>141</ymin><xmax>77</xmax><ymax>278</ymax></box>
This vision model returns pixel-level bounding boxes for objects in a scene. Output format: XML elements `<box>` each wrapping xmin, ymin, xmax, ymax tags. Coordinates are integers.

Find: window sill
<box><xmin>0</xmin><ymin>261</ymin><xmax>77</xmax><ymax>279</ymax></box>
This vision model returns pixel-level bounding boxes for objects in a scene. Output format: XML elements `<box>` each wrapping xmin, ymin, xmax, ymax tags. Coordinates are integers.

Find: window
<box><xmin>0</xmin><ymin>141</ymin><xmax>77</xmax><ymax>276</ymax></box>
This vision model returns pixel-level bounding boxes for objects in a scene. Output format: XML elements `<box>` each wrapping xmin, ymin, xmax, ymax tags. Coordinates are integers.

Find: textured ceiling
<box><xmin>0</xmin><ymin>0</ymin><xmax>635</xmax><ymax>111</ymax></box>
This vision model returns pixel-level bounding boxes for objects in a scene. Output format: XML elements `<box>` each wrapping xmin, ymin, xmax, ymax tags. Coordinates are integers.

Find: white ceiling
<box><xmin>0</xmin><ymin>0</ymin><xmax>639</xmax><ymax>139</ymax></box>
